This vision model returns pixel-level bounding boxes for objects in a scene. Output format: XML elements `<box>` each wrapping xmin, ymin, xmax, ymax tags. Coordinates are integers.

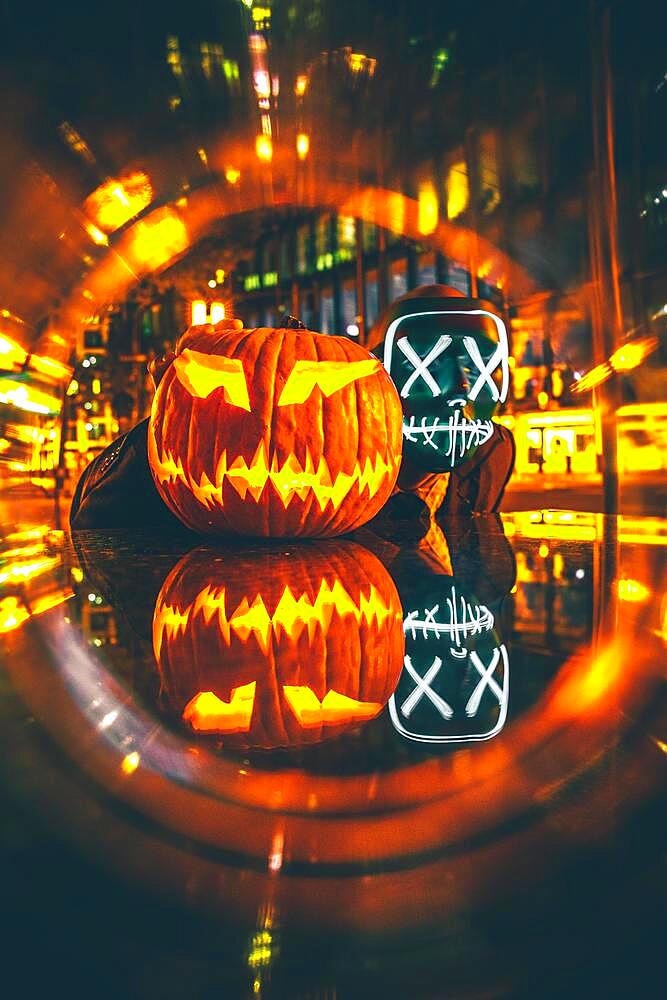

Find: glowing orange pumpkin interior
<box><xmin>148</xmin><ymin>325</ymin><xmax>403</xmax><ymax>538</ymax></box>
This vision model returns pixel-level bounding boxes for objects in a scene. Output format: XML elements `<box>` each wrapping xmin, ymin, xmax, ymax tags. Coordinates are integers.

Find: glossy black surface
<box><xmin>0</xmin><ymin>503</ymin><xmax>666</xmax><ymax>997</ymax></box>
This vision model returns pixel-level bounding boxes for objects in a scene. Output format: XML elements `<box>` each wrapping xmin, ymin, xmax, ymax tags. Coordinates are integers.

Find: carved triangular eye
<box><xmin>173</xmin><ymin>349</ymin><xmax>251</xmax><ymax>409</ymax></box>
<box><xmin>277</xmin><ymin>358</ymin><xmax>381</xmax><ymax>406</ymax></box>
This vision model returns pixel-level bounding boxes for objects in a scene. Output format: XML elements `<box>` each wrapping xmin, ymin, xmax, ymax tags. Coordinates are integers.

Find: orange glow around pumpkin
<box><xmin>173</xmin><ymin>349</ymin><xmax>251</xmax><ymax>408</ymax></box>
<box><xmin>150</xmin><ymin>433</ymin><xmax>395</xmax><ymax>512</ymax></box>
<box><xmin>282</xmin><ymin>686</ymin><xmax>382</xmax><ymax>727</ymax></box>
<box><xmin>182</xmin><ymin>683</ymin><xmax>256</xmax><ymax>733</ymax></box>
<box><xmin>277</xmin><ymin>359</ymin><xmax>382</xmax><ymax>406</ymax></box>
<box><xmin>154</xmin><ymin>579</ymin><xmax>397</xmax><ymax>656</ymax></box>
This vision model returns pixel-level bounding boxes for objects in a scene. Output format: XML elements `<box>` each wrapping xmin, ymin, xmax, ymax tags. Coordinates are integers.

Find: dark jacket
<box><xmin>70</xmin><ymin>419</ymin><xmax>182</xmax><ymax>530</ymax></box>
<box><xmin>402</xmin><ymin>423</ymin><xmax>516</xmax><ymax>516</ymax></box>
<box><xmin>364</xmin><ymin>423</ymin><xmax>515</xmax><ymax>542</ymax></box>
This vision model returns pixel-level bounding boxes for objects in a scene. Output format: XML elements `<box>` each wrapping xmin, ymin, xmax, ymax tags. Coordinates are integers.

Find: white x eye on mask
<box><xmin>384</xmin><ymin>309</ymin><xmax>510</xmax><ymax>404</ymax></box>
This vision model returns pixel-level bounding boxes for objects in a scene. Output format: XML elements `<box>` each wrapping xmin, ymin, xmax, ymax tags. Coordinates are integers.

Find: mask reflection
<box><xmin>380</xmin><ymin>515</ymin><xmax>514</xmax><ymax>744</ymax></box>
<box><xmin>390</xmin><ymin>579</ymin><xmax>509</xmax><ymax>743</ymax></box>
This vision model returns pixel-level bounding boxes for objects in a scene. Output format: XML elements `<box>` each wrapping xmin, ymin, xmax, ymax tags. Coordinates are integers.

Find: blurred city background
<box><xmin>0</xmin><ymin>0</ymin><xmax>665</xmax><ymax>511</ymax></box>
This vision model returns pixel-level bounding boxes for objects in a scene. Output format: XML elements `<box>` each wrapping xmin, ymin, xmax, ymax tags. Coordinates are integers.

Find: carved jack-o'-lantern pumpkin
<box><xmin>148</xmin><ymin>323</ymin><xmax>403</xmax><ymax>537</ymax></box>
<box><xmin>153</xmin><ymin>541</ymin><xmax>405</xmax><ymax>748</ymax></box>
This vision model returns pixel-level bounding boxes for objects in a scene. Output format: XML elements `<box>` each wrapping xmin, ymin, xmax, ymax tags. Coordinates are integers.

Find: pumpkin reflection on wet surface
<box><xmin>153</xmin><ymin>540</ymin><xmax>404</xmax><ymax>749</ymax></box>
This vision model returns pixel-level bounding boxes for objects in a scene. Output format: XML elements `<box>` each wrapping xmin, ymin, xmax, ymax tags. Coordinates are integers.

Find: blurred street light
<box><xmin>85</xmin><ymin>222</ymin><xmax>109</xmax><ymax>246</ymax></box>
<box><xmin>296</xmin><ymin>132</ymin><xmax>310</xmax><ymax>160</ymax></box>
<box><xmin>255</xmin><ymin>134</ymin><xmax>273</xmax><ymax>162</ymax></box>
<box><xmin>191</xmin><ymin>300</ymin><xmax>207</xmax><ymax>326</ymax></box>
<box><xmin>210</xmin><ymin>302</ymin><xmax>225</xmax><ymax>324</ymax></box>
<box><xmin>85</xmin><ymin>173</ymin><xmax>153</xmax><ymax>233</ymax></box>
<box><xmin>609</xmin><ymin>337</ymin><xmax>658</xmax><ymax>372</ymax></box>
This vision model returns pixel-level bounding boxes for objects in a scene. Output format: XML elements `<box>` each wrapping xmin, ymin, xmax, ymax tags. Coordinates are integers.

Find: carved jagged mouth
<box><xmin>153</xmin><ymin>579</ymin><xmax>399</xmax><ymax>657</ymax></box>
<box><xmin>402</xmin><ymin>411</ymin><xmax>494</xmax><ymax>463</ymax></box>
<box><xmin>403</xmin><ymin>586</ymin><xmax>494</xmax><ymax>648</ymax></box>
<box><xmin>149</xmin><ymin>429</ymin><xmax>394</xmax><ymax>511</ymax></box>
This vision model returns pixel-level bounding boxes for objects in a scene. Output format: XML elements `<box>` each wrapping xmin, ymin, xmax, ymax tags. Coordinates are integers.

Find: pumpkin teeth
<box><xmin>150</xmin><ymin>424</ymin><xmax>395</xmax><ymax>512</ymax></box>
<box><xmin>192</xmin><ymin>584</ymin><xmax>230</xmax><ymax>641</ymax></box>
<box><xmin>153</xmin><ymin>579</ymin><xmax>399</xmax><ymax>654</ymax></box>
<box><xmin>152</xmin><ymin>602</ymin><xmax>191</xmax><ymax>658</ymax></box>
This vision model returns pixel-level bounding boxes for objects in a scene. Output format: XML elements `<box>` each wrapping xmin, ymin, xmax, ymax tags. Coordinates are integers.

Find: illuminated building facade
<box><xmin>0</xmin><ymin>1</ymin><xmax>664</xmax><ymax>493</ymax></box>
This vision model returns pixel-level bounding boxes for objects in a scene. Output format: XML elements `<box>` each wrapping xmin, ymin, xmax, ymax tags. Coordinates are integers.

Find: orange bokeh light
<box><xmin>84</xmin><ymin>172</ymin><xmax>153</xmax><ymax>233</ymax></box>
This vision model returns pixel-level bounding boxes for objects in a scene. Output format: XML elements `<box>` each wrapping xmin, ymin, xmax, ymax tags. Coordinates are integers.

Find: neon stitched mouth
<box><xmin>403</xmin><ymin>586</ymin><xmax>494</xmax><ymax>648</ymax></box>
<box><xmin>402</xmin><ymin>411</ymin><xmax>494</xmax><ymax>462</ymax></box>
<box><xmin>149</xmin><ymin>430</ymin><xmax>394</xmax><ymax>512</ymax></box>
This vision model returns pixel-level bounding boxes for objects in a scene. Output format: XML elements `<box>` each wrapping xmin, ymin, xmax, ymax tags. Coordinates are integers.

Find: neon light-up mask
<box><xmin>381</xmin><ymin>298</ymin><xmax>510</xmax><ymax>471</ymax></box>
<box><xmin>389</xmin><ymin>575</ymin><xmax>509</xmax><ymax>743</ymax></box>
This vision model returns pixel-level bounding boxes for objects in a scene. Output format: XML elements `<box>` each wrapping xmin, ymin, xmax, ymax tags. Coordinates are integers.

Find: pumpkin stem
<box><xmin>279</xmin><ymin>314</ymin><xmax>307</xmax><ymax>330</ymax></box>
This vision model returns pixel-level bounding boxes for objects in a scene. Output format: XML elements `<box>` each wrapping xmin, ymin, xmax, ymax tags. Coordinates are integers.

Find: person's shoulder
<box><xmin>488</xmin><ymin>421</ymin><xmax>516</xmax><ymax>473</ymax></box>
<box><xmin>69</xmin><ymin>419</ymin><xmax>153</xmax><ymax>529</ymax></box>
<box><xmin>84</xmin><ymin>420</ymin><xmax>149</xmax><ymax>489</ymax></box>
<box><xmin>123</xmin><ymin>417</ymin><xmax>150</xmax><ymax>448</ymax></box>
<box><xmin>444</xmin><ymin>423</ymin><xmax>515</xmax><ymax>514</ymax></box>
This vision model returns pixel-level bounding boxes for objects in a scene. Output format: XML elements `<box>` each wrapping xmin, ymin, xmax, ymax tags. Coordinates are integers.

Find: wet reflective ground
<box><xmin>1</xmin><ymin>504</ymin><xmax>666</xmax><ymax>997</ymax></box>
